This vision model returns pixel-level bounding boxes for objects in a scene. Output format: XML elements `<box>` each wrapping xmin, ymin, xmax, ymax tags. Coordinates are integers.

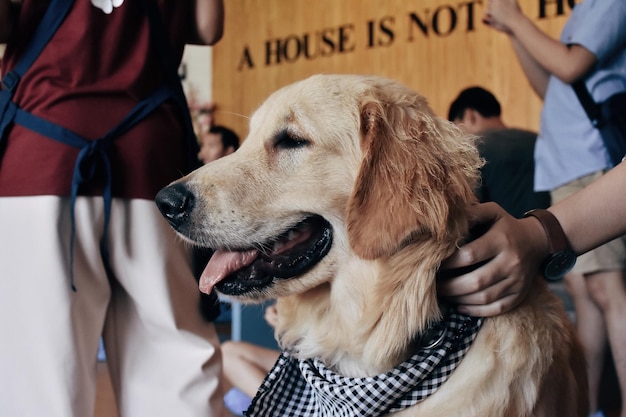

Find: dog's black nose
<box><xmin>155</xmin><ymin>183</ymin><xmax>195</xmax><ymax>230</ymax></box>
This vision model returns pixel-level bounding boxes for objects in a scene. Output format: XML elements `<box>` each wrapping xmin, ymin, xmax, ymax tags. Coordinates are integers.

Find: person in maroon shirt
<box><xmin>0</xmin><ymin>1</ymin><xmax>227</xmax><ymax>416</ymax></box>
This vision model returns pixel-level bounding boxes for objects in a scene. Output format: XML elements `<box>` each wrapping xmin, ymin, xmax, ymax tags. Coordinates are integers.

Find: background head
<box><xmin>448</xmin><ymin>86</ymin><xmax>503</xmax><ymax>134</ymax></box>
<box><xmin>198</xmin><ymin>125</ymin><xmax>241</xmax><ymax>164</ymax></box>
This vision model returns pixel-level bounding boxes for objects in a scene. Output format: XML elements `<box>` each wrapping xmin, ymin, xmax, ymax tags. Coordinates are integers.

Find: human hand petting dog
<box><xmin>438</xmin><ymin>202</ymin><xmax>550</xmax><ymax>317</ymax></box>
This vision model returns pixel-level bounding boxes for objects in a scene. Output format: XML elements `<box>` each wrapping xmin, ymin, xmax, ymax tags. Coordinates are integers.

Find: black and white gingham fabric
<box><xmin>245</xmin><ymin>313</ymin><xmax>483</xmax><ymax>417</ymax></box>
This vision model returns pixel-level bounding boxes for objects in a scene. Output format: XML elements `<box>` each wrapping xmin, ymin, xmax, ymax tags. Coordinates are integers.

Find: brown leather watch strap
<box><xmin>523</xmin><ymin>209</ymin><xmax>571</xmax><ymax>253</ymax></box>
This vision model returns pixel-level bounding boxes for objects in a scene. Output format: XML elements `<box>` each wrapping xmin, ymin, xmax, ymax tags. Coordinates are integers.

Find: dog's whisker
<box><xmin>257</xmin><ymin>241</ymin><xmax>274</xmax><ymax>257</ymax></box>
<box><xmin>216</xmin><ymin>110</ymin><xmax>249</xmax><ymax>121</ymax></box>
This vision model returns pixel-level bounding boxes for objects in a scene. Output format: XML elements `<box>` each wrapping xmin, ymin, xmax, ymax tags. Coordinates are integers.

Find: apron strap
<box><xmin>1</xmin><ymin>0</ymin><xmax>74</xmax><ymax>139</ymax></box>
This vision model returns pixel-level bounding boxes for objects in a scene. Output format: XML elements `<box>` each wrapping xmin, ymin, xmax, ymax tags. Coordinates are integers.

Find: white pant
<box><xmin>0</xmin><ymin>196</ymin><xmax>226</xmax><ymax>417</ymax></box>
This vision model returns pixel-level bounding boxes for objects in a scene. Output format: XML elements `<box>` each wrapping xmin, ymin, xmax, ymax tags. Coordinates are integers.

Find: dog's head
<box><xmin>156</xmin><ymin>74</ymin><xmax>482</xmax><ymax>302</ymax></box>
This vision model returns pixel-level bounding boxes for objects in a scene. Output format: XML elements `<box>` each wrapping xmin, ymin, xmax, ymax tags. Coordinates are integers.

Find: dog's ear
<box><xmin>346</xmin><ymin>88</ymin><xmax>481</xmax><ymax>259</ymax></box>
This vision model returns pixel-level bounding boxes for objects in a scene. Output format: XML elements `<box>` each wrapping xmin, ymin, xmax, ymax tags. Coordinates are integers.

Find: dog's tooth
<box><xmin>273</xmin><ymin>241</ymin><xmax>285</xmax><ymax>252</ymax></box>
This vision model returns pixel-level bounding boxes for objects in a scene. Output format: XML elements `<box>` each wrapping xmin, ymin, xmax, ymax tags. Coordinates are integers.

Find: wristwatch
<box><xmin>523</xmin><ymin>209</ymin><xmax>577</xmax><ymax>282</ymax></box>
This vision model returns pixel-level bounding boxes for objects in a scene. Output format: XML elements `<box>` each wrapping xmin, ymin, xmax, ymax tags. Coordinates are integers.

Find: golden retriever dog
<box><xmin>156</xmin><ymin>74</ymin><xmax>587</xmax><ymax>416</ymax></box>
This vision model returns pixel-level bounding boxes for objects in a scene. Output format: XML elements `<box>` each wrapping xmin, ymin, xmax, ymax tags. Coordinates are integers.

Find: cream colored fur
<box><xmin>172</xmin><ymin>74</ymin><xmax>588</xmax><ymax>416</ymax></box>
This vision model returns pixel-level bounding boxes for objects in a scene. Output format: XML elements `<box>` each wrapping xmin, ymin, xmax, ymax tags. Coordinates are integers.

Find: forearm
<box><xmin>193</xmin><ymin>0</ymin><xmax>224</xmax><ymax>45</ymax></box>
<box><xmin>510</xmin><ymin>36</ymin><xmax>549</xmax><ymax>99</ymax></box>
<box><xmin>507</xmin><ymin>12</ymin><xmax>595</xmax><ymax>84</ymax></box>
<box><xmin>550</xmin><ymin>162</ymin><xmax>626</xmax><ymax>255</ymax></box>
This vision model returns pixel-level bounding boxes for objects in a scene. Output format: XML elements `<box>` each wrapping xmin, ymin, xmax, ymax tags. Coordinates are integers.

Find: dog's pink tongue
<box><xmin>199</xmin><ymin>249</ymin><xmax>259</xmax><ymax>294</ymax></box>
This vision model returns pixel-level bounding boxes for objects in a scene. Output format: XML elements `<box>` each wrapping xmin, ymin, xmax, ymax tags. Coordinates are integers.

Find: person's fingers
<box><xmin>439</xmin><ymin>270</ymin><xmax>517</xmax><ymax>304</ymax></box>
<box><xmin>443</xmin><ymin>226</ymin><xmax>500</xmax><ymax>271</ymax></box>
<box><xmin>466</xmin><ymin>201</ymin><xmax>502</xmax><ymax>226</ymax></box>
<box><xmin>454</xmin><ymin>293</ymin><xmax>520</xmax><ymax>317</ymax></box>
<box><xmin>444</xmin><ymin>202</ymin><xmax>518</xmax><ymax>270</ymax></box>
<box><xmin>440</xmin><ymin>245</ymin><xmax>483</xmax><ymax>270</ymax></box>
<box><xmin>439</xmin><ymin>254</ymin><xmax>534</xmax><ymax>317</ymax></box>
<box><xmin>439</xmin><ymin>243</ymin><xmax>517</xmax><ymax>299</ymax></box>
<box><xmin>482</xmin><ymin>14</ymin><xmax>493</xmax><ymax>27</ymax></box>
<box><xmin>437</xmin><ymin>265</ymin><xmax>501</xmax><ymax>297</ymax></box>
<box><xmin>440</xmin><ymin>263</ymin><xmax>526</xmax><ymax>317</ymax></box>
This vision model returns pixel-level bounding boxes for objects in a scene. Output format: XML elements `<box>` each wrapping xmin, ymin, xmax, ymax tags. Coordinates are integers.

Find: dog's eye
<box><xmin>274</xmin><ymin>131</ymin><xmax>309</xmax><ymax>149</ymax></box>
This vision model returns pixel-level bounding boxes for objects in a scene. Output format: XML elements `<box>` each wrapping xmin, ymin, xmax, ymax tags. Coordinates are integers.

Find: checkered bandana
<box><xmin>245</xmin><ymin>313</ymin><xmax>483</xmax><ymax>417</ymax></box>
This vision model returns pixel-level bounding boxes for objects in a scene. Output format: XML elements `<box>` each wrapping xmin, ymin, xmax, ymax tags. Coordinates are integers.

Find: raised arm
<box><xmin>484</xmin><ymin>0</ymin><xmax>596</xmax><ymax>86</ymax></box>
<box><xmin>508</xmin><ymin>36</ymin><xmax>550</xmax><ymax>99</ymax></box>
<box><xmin>193</xmin><ymin>0</ymin><xmax>224</xmax><ymax>45</ymax></box>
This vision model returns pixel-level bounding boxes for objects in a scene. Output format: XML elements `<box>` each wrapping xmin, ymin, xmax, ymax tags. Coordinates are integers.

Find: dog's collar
<box><xmin>246</xmin><ymin>313</ymin><xmax>483</xmax><ymax>417</ymax></box>
<box><xmin>414</xmin><ymin>304</ymin><xmax>470</xmax><ymax>350</ymax></box>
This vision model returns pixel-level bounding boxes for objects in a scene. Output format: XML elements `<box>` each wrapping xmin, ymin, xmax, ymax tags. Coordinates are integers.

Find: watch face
<box><xmin>544</xmin><ymin>250</ymin><xmax>577</xmax><ymax>281</ymax></box>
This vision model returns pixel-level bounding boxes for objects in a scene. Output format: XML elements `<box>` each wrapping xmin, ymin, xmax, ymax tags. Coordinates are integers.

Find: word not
<box><xmin>237</xmin><ymin>0</ymin><xmax>575</xmax><ymax>71</ymax></box>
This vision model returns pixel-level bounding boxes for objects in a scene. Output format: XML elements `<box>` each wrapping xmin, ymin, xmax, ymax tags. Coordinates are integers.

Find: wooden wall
<box><xmin>212</xmin><ymin>0</ymin><xmax>575</xmax><ymax>141</ymax></box>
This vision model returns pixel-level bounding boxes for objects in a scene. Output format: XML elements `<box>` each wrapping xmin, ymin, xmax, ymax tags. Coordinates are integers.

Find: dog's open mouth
<box><xmin>199</xmin><ymin>215</ymin><xmax>332</xmax><ymax>295</ymax></box>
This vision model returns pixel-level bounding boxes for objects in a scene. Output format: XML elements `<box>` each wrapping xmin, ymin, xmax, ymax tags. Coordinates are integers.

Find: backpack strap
<box><xmin>572</xmin><ymin>79</ymin><xmax>604</xmax><ymax>128</ymax></box>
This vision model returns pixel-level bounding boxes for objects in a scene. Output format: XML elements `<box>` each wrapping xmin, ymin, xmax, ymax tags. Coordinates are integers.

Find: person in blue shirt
<box><xmin>441</xmin><ymin>2</ymin><xmax>626</xmax><ymax>416</ymax></box>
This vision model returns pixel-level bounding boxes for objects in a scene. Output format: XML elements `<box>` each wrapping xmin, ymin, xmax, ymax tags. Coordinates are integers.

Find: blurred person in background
<box><xmin>0</xmin><ymin>1</ymin><xmax>228</xmax><ymax>416</ymax></box>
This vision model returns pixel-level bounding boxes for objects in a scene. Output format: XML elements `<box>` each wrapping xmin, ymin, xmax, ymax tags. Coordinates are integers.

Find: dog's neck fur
<box><xmin>275</xmin><ymin>237</ymin><xmax>454</xmax><ymax>378</ymax></box>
